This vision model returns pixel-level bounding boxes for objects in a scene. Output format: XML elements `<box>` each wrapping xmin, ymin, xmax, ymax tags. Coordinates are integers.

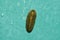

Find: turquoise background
<box><xmin>0</xmin><ymin>0</ymin><xmax>60</xmax><ymax>40</ymax></box>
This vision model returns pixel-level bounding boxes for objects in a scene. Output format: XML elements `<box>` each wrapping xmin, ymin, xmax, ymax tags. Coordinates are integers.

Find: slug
<box><xmin>26</xmin><ymin>10</ymin><xmax>36</xmax><ymax>33</ymax></box>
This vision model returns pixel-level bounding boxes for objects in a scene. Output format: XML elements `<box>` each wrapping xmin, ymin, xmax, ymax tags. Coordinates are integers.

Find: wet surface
<box><xmin>0</xmin><ymin>0</ymin><xmax>60</xmax><ymax>40</ymax></box>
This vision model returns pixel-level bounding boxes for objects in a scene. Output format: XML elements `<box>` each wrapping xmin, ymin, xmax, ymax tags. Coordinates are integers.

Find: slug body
<box><xmin>26</xmin><ymin>10</ymin><xmax>36</xmax><ymax>33</ymax></box>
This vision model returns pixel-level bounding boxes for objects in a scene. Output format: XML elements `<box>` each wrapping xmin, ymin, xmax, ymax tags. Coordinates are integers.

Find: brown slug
<box><xmin>26</xmin><ymin>10</ymin><xmax>36</xmax><ymax>33</ymax></box>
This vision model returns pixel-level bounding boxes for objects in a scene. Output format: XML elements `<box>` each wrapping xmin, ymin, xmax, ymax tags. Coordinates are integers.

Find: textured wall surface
<box><xmin>0</xmin><ymin>0</ymin><xmax>60</xmax><ymax>40</ymax></box>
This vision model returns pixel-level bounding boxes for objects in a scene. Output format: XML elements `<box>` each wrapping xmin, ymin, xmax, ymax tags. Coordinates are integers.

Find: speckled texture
<box><xmin>0</xmin><ymin>0</ymin><xmax>60</xmax><ymax>40</ymax></box>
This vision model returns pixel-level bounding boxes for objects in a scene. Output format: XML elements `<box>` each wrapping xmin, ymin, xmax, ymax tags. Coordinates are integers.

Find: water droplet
<box><xmin>17</xmin><ymin>2</ymin><xmax>20</xmax><ymax>7</ymax></box>
<box><xmin>23</xmin><ymin>10</ymin><xmax>24</xmax><ymax>14</ymax></box>
<box><xmin>22</xmin><ymin>16</ymin><xmax>26</xmax><ymax>20</ymax></box>
<box><xmin>56</xmin><ymin>23</ymin><xmax>58</xmax><ymax>24</ymax></box>
<box><xmin>24</xmin><ymin>0</ymin><xmax>26</xmax><ymax>3</ymax></box>
<box><xmin>1</xmin><ymin>13</ymin><xmax>4</xmax><ymax>17</ymax></box>
<box><xmin>45</xmin><ymin>15</ymin><xmax>49</xmax><ymax>22</ymax></box>
<box><xmin>52</xmin><ymin>29</ymin><xmax>55</xmax><ymax>33</ymax></box>
<box><xmin>10</xmin><ymin>20</ymin><xmax>13</xmax><ymax>25</ymax></box>
<box><xmin>23</xmin><ymin>8</ymin><xmax>25</xmax><ymax>14</ymax></box>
